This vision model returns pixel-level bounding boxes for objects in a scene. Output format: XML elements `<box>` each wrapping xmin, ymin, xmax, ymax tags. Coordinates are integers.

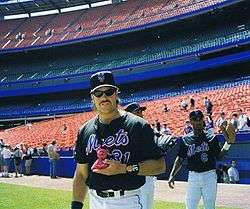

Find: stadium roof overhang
<box><xmin>0</xmin><ymin>0</ymin><xmax>106</xmax><ymax>16</ymax></box>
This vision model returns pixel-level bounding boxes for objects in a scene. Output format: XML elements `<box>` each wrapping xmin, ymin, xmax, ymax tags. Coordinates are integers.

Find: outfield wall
<box><xmin>8</xmin><ymin>132</ymin><xmax>250</xmax><ymax>184</ymax></box>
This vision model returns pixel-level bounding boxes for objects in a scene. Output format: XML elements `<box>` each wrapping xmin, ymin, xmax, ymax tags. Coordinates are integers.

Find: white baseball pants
<box><xmin>186</xmin><ymin>169</ymin><xmax>217</xmax><ymax>209</ymax></box>
<box><xmin>140</xmin><ymin>176</ymin><xmax>155</xmax><ymax>209</ymax></box>
<box><xmin>89</xmin><ymin>188</ymin><xmax>143</xmax><ymax>209</ymax></box>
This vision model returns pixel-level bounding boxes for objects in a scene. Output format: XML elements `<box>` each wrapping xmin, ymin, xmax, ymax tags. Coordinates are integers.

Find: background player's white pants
<box><xmin>186</xmin><ymin>170</ymin><xmax>217</xmax><ymax>209</ymax></box>
<box><xmin>140</xmin><ymin>176</ymin><xmax>155</xmax><ymax>209</ymax></box>
<box><xmin>89</xmin><ymin>189</ymin><xmax>144</xmax><ymax>209</ymax></box>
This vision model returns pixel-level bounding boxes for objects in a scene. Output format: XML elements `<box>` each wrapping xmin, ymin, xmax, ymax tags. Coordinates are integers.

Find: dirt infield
<box><xmin>1</xmin><ymin>175</ymin><xmax>250</xmax><ymax>209</ymax></box>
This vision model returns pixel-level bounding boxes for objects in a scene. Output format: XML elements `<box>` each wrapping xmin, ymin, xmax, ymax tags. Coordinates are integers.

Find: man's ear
<box><xmin>90</xmin><ymin>95</ymin><xmax>97</xmax><ymax>110</ymax></box>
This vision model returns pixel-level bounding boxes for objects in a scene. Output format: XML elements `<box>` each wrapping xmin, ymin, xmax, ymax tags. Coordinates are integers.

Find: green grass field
<box><xmin>0</xmin><ymin>183</ymin><xmax>240</xmax><ymax>209</ymax></box>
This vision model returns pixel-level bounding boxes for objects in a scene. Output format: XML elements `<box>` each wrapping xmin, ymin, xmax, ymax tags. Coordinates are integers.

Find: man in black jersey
<box><xmin>71</xmin><ymin>71</ymin><xmax>166</xmax><ymax>209</ymax></box>
<box><xmin>124</xmin><ymin>102</ymin><xmax>179</xmax><ymax>209</ymax></box>
<box><xmin>168</xmin><ymin>110</ymin><xmax>235</xmax><ymax>209</ymax></box>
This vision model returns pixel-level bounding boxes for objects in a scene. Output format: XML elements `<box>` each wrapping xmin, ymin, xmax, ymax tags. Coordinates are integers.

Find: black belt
<box><xmin>96</xmin><ymin>190</ymin><xmax>125</xmax><ymax>198</ymax></box>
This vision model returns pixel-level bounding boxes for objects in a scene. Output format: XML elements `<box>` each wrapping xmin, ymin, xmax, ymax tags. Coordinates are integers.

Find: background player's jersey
<box><xmin>75</xmin><ymin>112</ymin><xmax>163</xmax><ymax>191</ymax></box>
<box><xmin>178</xmin><ymin>130</ymin><xmax>221</xmax><ymax>172</ymax></box>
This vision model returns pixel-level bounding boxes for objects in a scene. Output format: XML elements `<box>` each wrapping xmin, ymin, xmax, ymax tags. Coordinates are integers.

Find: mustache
<box><xmin>99</xmin><ymin>100</ymin><xmax>111</xmax><ymax>105</ymax></box>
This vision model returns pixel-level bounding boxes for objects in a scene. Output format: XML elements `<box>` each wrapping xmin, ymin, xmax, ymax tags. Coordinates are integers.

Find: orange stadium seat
<box><xmin>0</xmin><ymin>0</ymin><xmax>230</xmax><ymax>49</ymax></box>
<box><xmin>0</xmin><ymin>84</ymin><xmax>249</xmax><ymax>148</ymax></box>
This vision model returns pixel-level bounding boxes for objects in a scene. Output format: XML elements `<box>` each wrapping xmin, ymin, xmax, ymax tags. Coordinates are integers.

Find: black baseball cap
<box><xmin>189</xmin><ymin>110</ymin><xmax>204</xmax><ymax>120</ymax></box>
<box><xmin>90</xmin><ymin>71</ymin><xmax>118</xmax><ymax>93</ymax></box>
<box><xmin>125</xmin><ymin>102</ymin><xmax>147</xmax><ymax>113</ymax></box>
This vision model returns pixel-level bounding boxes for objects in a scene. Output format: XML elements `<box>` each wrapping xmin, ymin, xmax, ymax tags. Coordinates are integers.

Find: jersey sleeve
<box><xmin>74</xmin><ymin>130</ymin><xmax>89</xmax><ymax>164</ymax></box>
<box><xmin>177</xmin><ymin>138</ymin><xmax>188</xmax><ymax>159</ymax></box>
<box><xmin>140</xmin><ymin>123</ymin><xmax>164</xmax><ymax>160</ymax></box>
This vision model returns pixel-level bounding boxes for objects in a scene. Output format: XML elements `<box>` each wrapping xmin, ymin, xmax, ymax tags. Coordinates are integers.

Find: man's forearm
<box><xmin>218</xmin><ymin>142</ymin><xmax>231</xmax><ymax>159</ymax></box>
<box><xmin>138</xmin><ymin>156</ymin><xmax>166</xmax><ymax>176</ymax></box>
<box><xmin>72</xmin><ymin>173</ymin><xmax>88</xmax><ymax>202</ymax></box>
<box><xmin>169</xmin><ymin>157</ymin><xmax>183</xmax><ymax>179</ymax></box>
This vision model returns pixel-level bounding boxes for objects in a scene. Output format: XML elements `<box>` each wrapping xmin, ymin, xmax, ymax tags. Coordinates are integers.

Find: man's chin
<box><xmin>98</xmin><ymin>108</ymin><xmax>114</xmax><ymax>114</ymax></box>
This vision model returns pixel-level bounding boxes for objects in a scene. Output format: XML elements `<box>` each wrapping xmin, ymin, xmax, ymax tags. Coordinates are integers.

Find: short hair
<box><xmin>232</xmin><ymin>113</ymin><xmax>238</xmax><ymax>117</ymax></box>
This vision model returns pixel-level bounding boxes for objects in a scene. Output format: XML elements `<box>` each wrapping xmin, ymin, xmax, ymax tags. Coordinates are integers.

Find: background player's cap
<box><xmin>189</xmin><ymin>110</ymin><xmax>204</xmax><ymax>120</ymax></box>
<box><xmin>90</xmin><ymin>71</ymin><xmax>118</xmax><ymax>93</ymax></box>
<box><xmin>125</xmin><ymin>102</ymin><xmax>146</xmax><ymax>113</ymax></box>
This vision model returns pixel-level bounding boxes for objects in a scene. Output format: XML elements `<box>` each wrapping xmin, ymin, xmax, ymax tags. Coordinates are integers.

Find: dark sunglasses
<box><xmin>92</xmin><ymin>88</ymin><xmax>116</xmax><ymax>98</ymax></box>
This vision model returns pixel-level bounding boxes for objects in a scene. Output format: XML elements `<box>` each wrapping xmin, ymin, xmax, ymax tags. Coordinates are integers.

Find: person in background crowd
<box><xmin>180</xmin><ymin>99</ymin><xmax>188</xmax><ymax>111</ymax></box>
<box><xmin>20</xmin><ymin>143</ymin><xmax>27</xmax><ymax>155</ymax></box>
<box><xmin>216</xmin><ymin>112</ymin><xmax>227</xmax><ymax>132</ymax></box>
<box><xmin>163</xmin><ymin>104</ymin><xmax>169</xmax><ymax>112</ymax></box>
<box><xmin>205</xmin><ymin>115</ymin><xmax>214</xmax><ymax>132</ymax></box>
<box><xmin>189</xmin><ymin>96</ymin><xmax>195</xmax><ymax>109</ymax></box>
<box><xmin>33</xmin><ymin>147</ymin><xmax>40</xmax><ymax>157</ymax></box>
<box><xmin>154</xmin><ymin>121</ymin><xmax>162</xmax><ymax>137</ymax></box>
<box><xmin>228</xmin><ymin>160</ymin><xmax>240</xmax><ymax>184</ymax></box>
<box><xmin>222</xmin><ymin>163</ymin><xmax>230</xmax><ymax>183</ymax></box>
<box><xmin>62</xmin><ymin>123</ymin><xmax>68</xmax><ymax>134</ymax></box>
<box><xmin>1</xmin><ymin>144</ymin><xmax>12</xmax><ymax>178</ymax></box>
<box><xmin>0</xmin><ymin>142</ymin><xmax>4</xmax><ymax>176</ymax></box>
<box><xmin>230</xmin><ymin>113</ymin><xmax>239</xmax><ymax>132</ymax></box>
<box><xmin>161</xmin><ymin>124</ymin><xmax>171</xmax><ymax>135</ymax></box>
<box><xmin>41</xmin><ymin>143</ymin><xmax>48</xmax><ymax>156</ymax></box>
<box><xmin>204</xmin><ymin>97</ymin><xmax>213</xmax><ymax>116</ymax></box>
<box><xmin>238</xmin><ymin>109</ymin><xmax>250</xmax><ymax>132</ymax></box>
<box><xmin>47</xmin><ymin>140</ymin><xmax>60</xmax><ymax>179</ymax></box>
<box><xmin>216</xmin><ymin>164</ymin><xmax>224</xmax><ymax>183</ymax></box>
<box><xmin>25</xmin><ymin>146</ymin><xmax>33</xmax><ymax>176</ymax></box>
<box><xmin>13</xmin><ymin>146</ymin><xmax>23</xmax><ymax>177</ymax></box>
<box><xmin>184</xmin><ymin>120</ymin><xmax>193</xmax><ymax>135</ymax></box>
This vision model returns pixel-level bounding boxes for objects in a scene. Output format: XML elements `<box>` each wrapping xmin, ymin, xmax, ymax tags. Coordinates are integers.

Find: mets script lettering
<box><xmin>187</xmin><ymin>142</ymin><xmax>209</xmax><ymax>157</ymax></box>
<box><xmin>86</xmin><ymin>129</ymin><xmax>129</xmax><ymax>154</ymax></box>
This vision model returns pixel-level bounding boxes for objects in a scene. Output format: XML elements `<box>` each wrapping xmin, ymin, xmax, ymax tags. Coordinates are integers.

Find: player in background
<box><xmin>168</xmin><ymin>110</ymin><xmax>235</xmax><ymax>209</ymax></box>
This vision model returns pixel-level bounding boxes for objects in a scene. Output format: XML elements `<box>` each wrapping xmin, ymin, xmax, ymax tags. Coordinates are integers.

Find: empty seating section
<box><xmin>0</xmin><ymin>112</ymin><xmax>95</xmax><ymax>148</ymax></box>
<box><xmin>1</xmin><ymin>81</ymin><xmax>249</xmax><ymax>148</ymax></box>
<box><xmin>0</xmin><ymin>18</ymin><xmax>24</xmax><ymax>42</ymax></box>
<box><xmin>35</xmin><ymin>11</ymin><xmax>84</xmax><ymax>45</ymax></box>
<box><xmin>0</xmin><ymin>0</ymin><xmax>231</xmax><ymax>50</ymax></box>
<box><xmin>4</xmin><ymin>15</ymin><xmax>55</xmax><ymax>49</ymax></box>
<box><xmin>68</xmin><ymin>3</ymin><xmax>117</xmax><ymax>38</ymax></box>
<box><xmin>1</xmin><ymin>17</ymin><xmax>250</xmax><ymax>83</ymax></box>
<box><xmin>0</xmin><ymin>73</ymin><xmax>249</xmax><ymax>118</ymax></box>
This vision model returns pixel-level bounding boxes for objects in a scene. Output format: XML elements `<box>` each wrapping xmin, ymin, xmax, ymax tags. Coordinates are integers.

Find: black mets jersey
<box><xmin>178</xmin><ymin>130</ymin><xmax>221</xmax><ymax>172</ymax></box>
<box><xmin>75</xmin><ymin>112</ymin><xmax>163</xmax><ymax>191</ymax></box>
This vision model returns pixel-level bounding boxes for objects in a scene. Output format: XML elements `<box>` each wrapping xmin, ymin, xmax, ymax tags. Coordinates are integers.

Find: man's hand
<box><xmin>220</xmin><ymin>122</ymin><xmax>236</xmax><ymax>144</ymax></box>
<box><xmin>168</xmin><ymin>176</ymin><xmax>175</xmax><ymax>189</ymax></box>
<box><xmin>93</xmin><ymin>159</ymin><xmax>126</xmax><ymax>176</ymax></box>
